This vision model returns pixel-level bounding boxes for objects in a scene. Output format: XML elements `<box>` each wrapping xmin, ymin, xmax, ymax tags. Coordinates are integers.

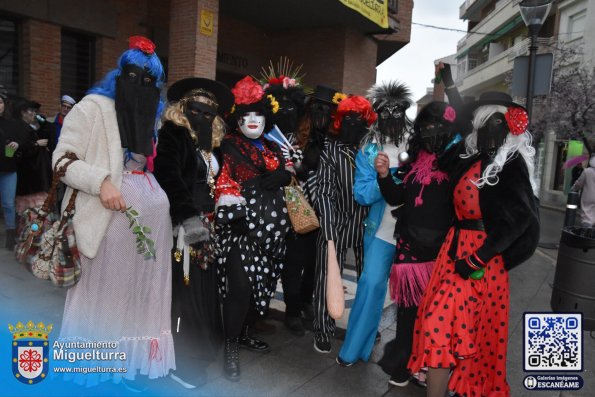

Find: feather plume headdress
<box><xmin>366</xmin><ymin>81</ymin><xmax>413</xmax><ymax>112</ymax></box>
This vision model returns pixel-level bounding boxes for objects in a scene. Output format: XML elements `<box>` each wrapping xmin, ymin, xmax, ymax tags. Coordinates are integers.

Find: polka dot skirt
<box><xmin>408</xmin><ymin>161</ymin><xmax>511</xmax><ymax>397</ymax></box>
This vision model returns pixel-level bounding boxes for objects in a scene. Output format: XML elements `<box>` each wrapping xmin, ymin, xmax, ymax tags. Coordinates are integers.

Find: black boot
<box><xmin>223</xmin><ymin>337</ymin><xmax>240</xmax><ymax>382</ymax></box>
<box><xmin>5</xmin><ymin>229</ymin><xmax>15</xmax><ymax>251</ymax></box>
<box><xmin>284</xmin><ymin>315</ymin><xmax>305</xmax><ymax>337</ymax></box>
<box><xmin>239</xmin><ymin>326</ymin><xmax>270</xmax><ymax>352</ymax></box>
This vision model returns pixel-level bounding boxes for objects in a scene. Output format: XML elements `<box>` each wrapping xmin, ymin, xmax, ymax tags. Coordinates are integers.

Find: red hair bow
<box><xmin>504</xmin><ymin>107</ymin><xmax>528</xmax><ymax>135</ymax></box>
<box><xmin>129</xmin><ymin>36</ymin><xmax>156</xmax><ymax>55</ymax></box>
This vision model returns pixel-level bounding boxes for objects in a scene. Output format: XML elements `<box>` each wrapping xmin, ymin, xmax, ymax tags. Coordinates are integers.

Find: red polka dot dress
<box><xmin>408</xmin><ymin>161</ymin><xmax>511</xmax><ymax>397</ymax></box>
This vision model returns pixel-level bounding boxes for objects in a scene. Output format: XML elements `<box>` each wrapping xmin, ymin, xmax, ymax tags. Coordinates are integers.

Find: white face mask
<box><xmin>238</xmin><ymin>112</ymin><xmax>265</xmax><ymax>139</ymax></box>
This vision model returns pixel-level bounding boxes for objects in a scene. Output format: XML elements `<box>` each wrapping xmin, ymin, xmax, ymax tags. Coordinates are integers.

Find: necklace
<box><xmin>198</xmin><ymin>149</ymin><xmax>216</xmax><ymax>198</ymax></box>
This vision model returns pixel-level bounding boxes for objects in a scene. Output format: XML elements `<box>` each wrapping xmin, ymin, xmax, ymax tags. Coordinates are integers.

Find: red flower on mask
<box><xmin>232</xmin><ymin>76</ymin><xmax>264</xmax><ymax>105</ymax></box>
<box><xmin>129</xmin><ymin>36</ymin><xmax>156</xmax><ymax>55</ymax></box>
<box><xmin>504</xmin><ymin>107</ymin><xmax>528</xmax><ymax>135</ymax></box>
<box><xmin>268</xmin><ymin>76</ymin><xmax>286</xmax><ymax>86</ymax></box>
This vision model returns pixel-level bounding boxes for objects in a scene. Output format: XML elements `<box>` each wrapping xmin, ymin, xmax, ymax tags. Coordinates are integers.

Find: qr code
<box><xmin>524</xmin><ymin>313</ymin><xmax>582</xmax><ymax>371</ymax></box>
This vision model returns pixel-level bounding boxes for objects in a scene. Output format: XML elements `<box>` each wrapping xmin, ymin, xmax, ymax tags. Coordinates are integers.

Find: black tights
<box><xmin>392</xmin><ymin>305</ymin><xmax>418</xmax><ymax>379</ymax></box>
<box><xmin>223</xmin><ymin>247</ymin><xmax>254</xmax><ymax>338</ymax></box>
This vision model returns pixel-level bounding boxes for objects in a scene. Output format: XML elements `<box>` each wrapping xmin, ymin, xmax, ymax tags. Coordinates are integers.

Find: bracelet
<box><xmin>472</xmin><ymin>252</ymin><xmax>486</xmax><ymax>266</ymax></box>
<box><xmin>466</xmin><ymin>255</ymin><xmax>482</xmax><ymax>270</ymax></box>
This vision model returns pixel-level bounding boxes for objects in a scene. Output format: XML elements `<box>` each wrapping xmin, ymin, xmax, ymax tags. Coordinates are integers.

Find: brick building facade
<box><xmin>0</xmin><ymin>0</ymin><xmax>412</xmax><ymax>116</ymax></box>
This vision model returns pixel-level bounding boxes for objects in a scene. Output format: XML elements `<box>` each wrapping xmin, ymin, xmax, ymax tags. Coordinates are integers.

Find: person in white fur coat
<box><xmin>53</xmin><ymin>36</ymin><xmax>175</xmax><ymax>389</ymax></box>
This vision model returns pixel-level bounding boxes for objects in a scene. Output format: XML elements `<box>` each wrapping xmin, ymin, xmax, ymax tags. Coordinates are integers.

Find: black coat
<box><xmin>444</xmin><ymin>146</ymin><xmax>540</xmax><ymax>270</ymax></box>
<box><xmin>377</xmin><ymin>167</ymin><xmax>453</xmax><ymax>262</ymax></box>
<box><xmin>0</xmin><ymin>116</ymin><xmax>24</xmax><ymax>173</ymax></box>
<box><xmin>16</xmin><ymin>121</ymin><xmax>53</xmax><ymax>195</ymax></box>
<box><xmin>154</xmin><ymin>121</ymin><xmax>219</xmax><ymax>226</ymax></box>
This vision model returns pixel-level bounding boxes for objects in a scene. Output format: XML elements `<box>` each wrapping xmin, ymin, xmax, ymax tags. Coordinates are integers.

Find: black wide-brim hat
<box><xmin>309</xmin><ymin>84</ymin><xmax>339</xmax><ymax>104</ymax></box>
<box><xmin>13</xmin><ymin>97</ymin><xmax>41</xmax><ymax>114</ymax></box>
<box><xmin>167</xmin><ymin>77</ymin><xmax>234</xmax><ymax>115</ymax></box>
<box><xmin>464</xmin><ymin>91</ymin><xmax>527</xmax><ymax>115</ymax></box>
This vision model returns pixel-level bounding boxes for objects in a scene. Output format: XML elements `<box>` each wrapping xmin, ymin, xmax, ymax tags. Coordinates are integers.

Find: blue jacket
<box><xmin>353</xmin><ymin>144</ymin><xmax>398</xmax><ymax>248</ymax></box>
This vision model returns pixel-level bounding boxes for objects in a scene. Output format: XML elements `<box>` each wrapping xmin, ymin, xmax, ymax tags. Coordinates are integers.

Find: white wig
<box><xmin>461</xmin><ymin>105</ymin><xmax>537</xmax><ymax>195</ymax></box>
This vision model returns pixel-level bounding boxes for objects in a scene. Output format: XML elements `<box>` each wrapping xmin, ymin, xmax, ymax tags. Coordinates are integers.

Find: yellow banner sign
<box><xmin>339</xmin><ymin>0</ymin><xmax>388</xmax><ymax>28</ymax></box>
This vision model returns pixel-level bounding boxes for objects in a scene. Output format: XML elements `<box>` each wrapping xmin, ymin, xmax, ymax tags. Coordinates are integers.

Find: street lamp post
<box><xmin>519</xmin><ymin>0</ymin><xmax>553</xmax><ymax>123</ymax></box>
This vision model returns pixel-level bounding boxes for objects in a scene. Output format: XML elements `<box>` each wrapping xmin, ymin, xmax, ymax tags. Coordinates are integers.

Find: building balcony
<box><xmin>458</xmin><ymin>0</ymin><xmax>522</xmax><ymax>54</ymax></box>
<box><xmin>460</xmin><ymin>0</ymin><xmax>485</xmax><ymax>20</ymax></box>
<box><xmin>456</xmin><ymin>37</ymin><xmax>553</xmax><ymax>95</ymax></box>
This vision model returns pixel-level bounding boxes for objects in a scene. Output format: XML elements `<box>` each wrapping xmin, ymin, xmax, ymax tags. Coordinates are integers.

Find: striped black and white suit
<box><xmin>313</xmin><ymin>140</ymin><xmax>369</xmax><ymax>342</ymax></box>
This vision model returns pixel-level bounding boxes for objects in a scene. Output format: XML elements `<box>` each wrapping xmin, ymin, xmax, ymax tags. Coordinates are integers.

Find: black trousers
<box><xmin>378</xmin><ymin>305</ymin><xmax>418</xmax><ymax>379</ymax></box>
<box><xmin>281</xmin><ymin>230</ymin><xmax>317</xmax><ymax>317</ymax></box>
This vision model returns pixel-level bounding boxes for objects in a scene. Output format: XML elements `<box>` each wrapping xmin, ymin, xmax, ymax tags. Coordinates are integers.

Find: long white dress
<box><xmin>58</xmin><ymin>153</ymin><xmax>175</xmax><ymax>386</ymax></box>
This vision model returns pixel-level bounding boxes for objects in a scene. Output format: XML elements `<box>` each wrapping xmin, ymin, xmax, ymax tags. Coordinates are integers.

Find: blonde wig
<box><xmin>162</xmin><ymin>102</ymin><xmax>226</xmax><ymax>148</ymax></box>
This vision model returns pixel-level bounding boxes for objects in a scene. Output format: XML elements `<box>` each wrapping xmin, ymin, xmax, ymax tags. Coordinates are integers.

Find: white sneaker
<box><xmin>388</xmin><ymin>377</ymin><xmax>410</xmax><ymax>387</ymax></box>
<box><xmin>170</xmin><ymin>372</ymin><xmax>197</xmax><ymax>389</ymax></box>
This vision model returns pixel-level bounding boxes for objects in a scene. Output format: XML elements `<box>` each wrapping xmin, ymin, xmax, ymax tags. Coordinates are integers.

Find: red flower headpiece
<box><xmin>232</xmin><ymin>76</ymin><xmax>265</xmax><ymax>105</ymax></box>
<box><xmin>333</xmin><ymin>95</ymin><xmax>377</xmax><ymax>130</ymax></box>
<box><xmin>129</xmin><ymin>35</ymin><xmax>156</xmax><ymax>55</ymax></box>
<box><xmin>259</xmin><ymin>57</ymin><xmax>304</xmax><ymax>90</ymax></box>
<box><xmin>504</xmin><ymin>106</ymin><xmax>528</xmax><ymax>135</ymax></box>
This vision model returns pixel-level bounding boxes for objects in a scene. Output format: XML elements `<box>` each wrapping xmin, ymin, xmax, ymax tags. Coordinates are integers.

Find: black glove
<box><xmin>261</xmin><ymin>169</ymin><xmax>291</xmax><ymax>190</ymax></box>
<box><xmin>302</xmin><ymin>143</ymin><xmax>323</xmax><ymax>171</ymax></box>
<box><xmin>230</xmin><ymin>218</ymin><xmax>249</xmax><ymax>235</ymax></box>
<box><xmin>396</xmin><ymin>164</ymin><xmax>412</xmax><ymax>180</ymax></box>
<box><xmin>440</xmin><ymin>63</ymin><xmax>455</xmax><ymax>88</ymax></box>
<box><xmin>454</xmin><ymin>255</ymin><xmax>484</xmax><ymax>280</ymax></box>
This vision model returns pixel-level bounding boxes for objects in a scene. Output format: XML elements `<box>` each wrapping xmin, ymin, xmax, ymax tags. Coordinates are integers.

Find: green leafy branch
<box><xmin>125</xmin><ymin>206</ymin><xmax>156</xmax><ymax>261</ymax></box>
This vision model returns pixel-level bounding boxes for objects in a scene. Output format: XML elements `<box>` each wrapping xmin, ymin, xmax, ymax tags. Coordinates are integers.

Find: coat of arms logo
<box><xmin>9</xmin><ymin>320</ymin><xmax>52</xmax><ymax>384</ymax></box>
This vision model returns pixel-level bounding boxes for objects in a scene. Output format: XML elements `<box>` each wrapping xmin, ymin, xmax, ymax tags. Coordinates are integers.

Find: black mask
<box><xmin>339</xmin><ymin>112</ymin><xmax>367</xmax><ymax>145</ymax></box>
<box><xmin>419</xmin><ymin>122</ymin><xmax>451</xmax><ymax>154</ymax></box>
<box><xmin>309</xmin><ymin>101</ymin><xmax>332</xmax><ymax>131</ymax></box>
<box><xmin>477</xmin><ymin>113</ymin><xmax>508</xmax><ymax>157</ymax></box>
<box><xmin>184</xmin><ymin>101</ymin><xmax>216</xmax><ymax>150</ymax></box>
<box><xmin>378</xmin><ymin>104</ymin><xmax>407</xmax><ymax>144</ymax></box>
<box><xmin>115</xmin><ymin>64</ymin><xmax>160</xmax><ymax>155</ymax></box>
<box><xmin>275</xmin><ymin>97</ymin><xmax>299</xmax><ymax>134</ymax></box>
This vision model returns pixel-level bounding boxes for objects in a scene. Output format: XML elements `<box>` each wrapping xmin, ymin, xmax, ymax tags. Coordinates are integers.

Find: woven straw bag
<box><xmin>284</xmin><ymin>178</ymin><xmax>319</xmax><ymax>234</ymax></box>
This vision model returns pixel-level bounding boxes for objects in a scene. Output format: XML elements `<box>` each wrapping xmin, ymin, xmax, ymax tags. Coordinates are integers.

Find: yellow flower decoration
<box><xmin>267</xmin><ymin>94</ymin><xmax>280</xmax><ymax>114</ymax></box>
<box><xmin>332</xmin><ymin>92</ymin><xmax>347</xmax><ymax>104</ymax></box>
<box><xmin>230</xmin><ymin>104</ymin><xmax>236</xmax><ymax>114</ymax></box>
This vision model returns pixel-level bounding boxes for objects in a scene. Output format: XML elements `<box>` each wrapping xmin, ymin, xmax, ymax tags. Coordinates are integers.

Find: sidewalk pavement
<box><xmin>0</xmin><ymin>205</ymin><xmax>593</xmax><ymax>396</ymax></box>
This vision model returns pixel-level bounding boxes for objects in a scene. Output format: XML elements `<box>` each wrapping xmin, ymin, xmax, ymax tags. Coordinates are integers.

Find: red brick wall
<box><xmin>342</xmin><ymin>28</ymin><xmax>377</xmax><ymax>96</ymax></box>
<box><xmin>272</xmin><ymin>27</ymin><xmax>347</xmax><ymax>92</ymax></box>
<box><xmin>395</xmin><ymin>0</ymin><xmax>413</xmax><ymax>42</ymax></box>
<box><xmin>21</xmin><ymin>20</ymin><xmax>61</xmax><ymax>116</ymax></box>
<box><xmin>217</xmin><ymin>14</ymin><xmax>272</xmax><ymax>78</ymax></box>
<box><xmin>95</xmin><ymin>0</ymin><xmax>152</xmax><ymax>80</ymax></box>
<box><xmin>218</xmin><ymin>18</ymin><xmax>356</xmax><ymax>93</ymax></box>
<box><xmin>218</xmin><ymin>22</ymin><xmax>379</xmax><ymax>96</ymax></box>
<box><xmin>168</xmin><ymin>0</ymin><xmax>219</xmax><ymax>82</ymax></box>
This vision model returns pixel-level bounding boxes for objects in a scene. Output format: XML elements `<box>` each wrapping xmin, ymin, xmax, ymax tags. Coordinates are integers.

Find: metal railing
<box><xmin>456</xmin><ymin>37</ymin><xmax>554</xmax><ymax>83</ymax></box>
<box><xmin>507</xmin><ymin>37</ymin><xmax>553</xmax><ymax>60</ymax></box>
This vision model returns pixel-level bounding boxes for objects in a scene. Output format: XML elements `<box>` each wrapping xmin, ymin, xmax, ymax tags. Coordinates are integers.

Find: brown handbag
<box><xmin>15</xmin><ymin>152</ymin><xmax>81</xmax><ymax>288</ymax></box>
<box><xmin>284</xmin><ymin>178</ymin><xmax>320</xmax><ymax>234</ymax></box>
